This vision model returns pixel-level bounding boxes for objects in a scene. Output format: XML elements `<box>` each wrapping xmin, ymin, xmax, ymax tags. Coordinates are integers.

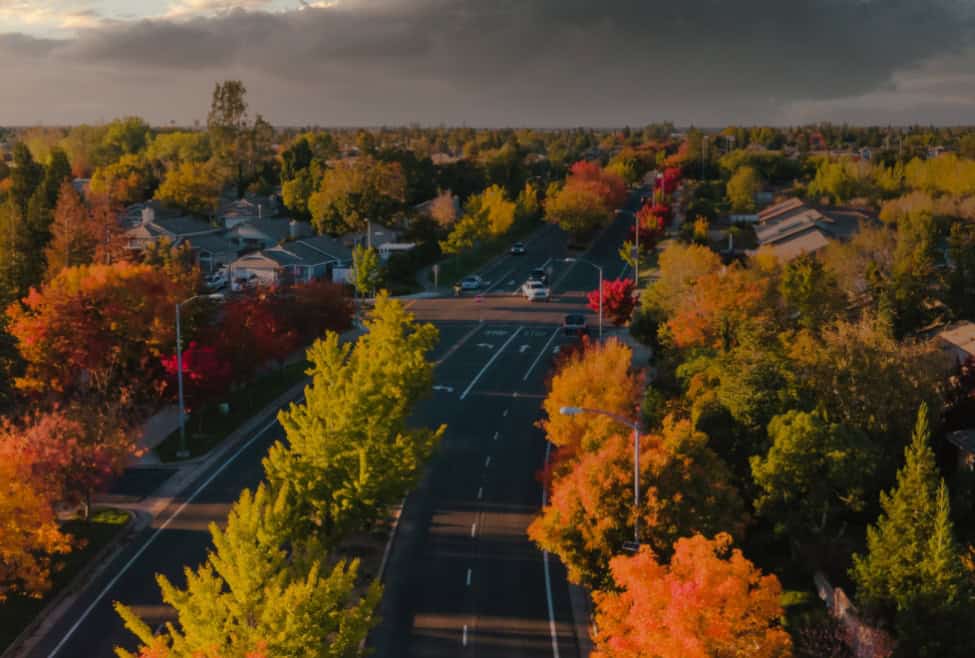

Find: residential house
<box><xmin>228</xmin><ymin>234</ymin><xmax>352</xmax><ymax>287</ymax></box>
<box><xmin>125</xmin><ymin>207</ymin><xmax>221</xmax><ymax>252</ymax></box>
<box><xmin>414</xmin><ymin>194</ymin><xmax>461</xmax><ymax>220</ymax></box>
<box><xmin>228</xmin><ymin>219</ymin><xmax>313</xmax><ymax>252</ymax></box>
<box><xmin>182</xmin><ymin>233</ymin><xmax>241</xmax><ymax>274</ymax></box>
<box><xmin>750</xmin><ymin>198</ymin><xmax>873</xmax><ymax>263</ymax></box>
<box><xmin>935</xmin><ymin>321</ymin><xmax>975</xmax><ymax>366</ymax></box>
<box><xmin>217</xmin><ymin>195</ymin><xmax>281</xmax><ymax>229</ymax></box>
<box><xmin>341</xmin><ymin>222</ymin><xmax>401</xmax><ymax>250</ymax></box>
<box><xmin>120</xmin><ymin>200</ymin><xmax>178</xmax><ymax>228</ymax></box>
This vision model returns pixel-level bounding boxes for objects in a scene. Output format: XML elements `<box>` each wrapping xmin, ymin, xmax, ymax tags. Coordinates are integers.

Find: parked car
<box><xmin>231</xmin><ymin>273</ymin><xmax>258</xmax><ymax>292</ymax></box>
<box><xmin>460</xmin><ymin>275</ymin><xmax>483</xmax><ymax>291</ymax></box>
<box><xmin>562</xmin><ymin>313</ymin><xmax>589</xmax><ymax>335</ymax></box>
<box><xmin>510</xmin><ymin>241</ymin><xmax>526</xmax><ymax>255</ymax></box>
<box><xmin>527</xmin><ymin>268</ymin><xmax>549</xmax><ymax>285</ymax></box>
<box><xmin>205</xmin><ymin>268</ymin><xmax>228</xmax><ymax>291</ymax></box>
<box><xmin>522</xmin><ymin>280</ymin><xmax>551</xmax><ymax>302</ymax></box>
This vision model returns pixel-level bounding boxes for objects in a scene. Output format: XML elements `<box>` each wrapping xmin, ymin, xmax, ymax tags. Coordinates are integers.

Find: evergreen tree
<box><xmin>851</xmin><ymin>403</ymin><xmax>972</xmax><ymax>656</ymax></box>
<box><xmin>115</xmin><ymin>484</ymin><xmax>379</xmax><ymax>658</ymax></box>
<box><xmin>44</xmin><ymin>182</ymin><xmax>97</xmax><ymax>278</ymax></box>
<box><xmin>25</xmin><ymin>147</ymin><xmax>73</xmax><ymax>279</ymax></box>
<box><xmin>8</xmin><ymin>143</ymin><xmax>43</xmax><ymax>216</ymax></box>
<box><xmin>0</xmin><ymin>201</ymin><xmax>32</xmax><ymax>305</ymax></box>
<box><xmin>264</xmin><ymin>293</ymin><xmax>443</xmax><ymax>545</ymax></box>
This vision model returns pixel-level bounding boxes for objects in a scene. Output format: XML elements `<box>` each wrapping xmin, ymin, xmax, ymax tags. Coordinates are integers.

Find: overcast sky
<box><xmin>1</xmin><ymin>0</ymin><xmax>974</xmax><ymax>127</ymax></box>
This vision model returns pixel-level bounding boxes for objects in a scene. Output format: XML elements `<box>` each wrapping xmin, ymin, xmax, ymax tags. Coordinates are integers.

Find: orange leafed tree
<box><xmin>6</xmin><ymin>262</ymin><xmax>184</xmax><ymax>400</ymax></box>
<box><xmin>529</xmin><ymin>419</ymin><xmax>745</xmax><ymax>588</ymax></box>
<box><xmin>592</xmin><ymin>533</ymin><xmax>792</xmax><ymax>658</ymax></box>
<box><xmin>541</xmin><ymin>337</ymin><xmax>643</xmax><ymax>457</ymax></box>
<box><xmin>0</xmin><ymin>455</ymin><xmax>71</xmax><ymax>602</ymax></box>
<box><xmin>567</xmin><ymin>161</ymin><xmax>628</xmax><ymax>209</ymax></box>
<box><xmin>667</xmin><ymin>264</ymin><xmax>770</xmax><ymax>351</ymax></box>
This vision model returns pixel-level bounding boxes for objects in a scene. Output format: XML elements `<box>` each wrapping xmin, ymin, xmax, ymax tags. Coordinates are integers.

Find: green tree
<box><xmin>115</xmin><ymin>484</ymin><xmax>379</xmax><ymax>658</ymax></box>
<box><xmin>155</xmin><ymin>162</ymin><xmax>222</xmax><ymax>217</ymax></box>
<box><xmin>851</xmin><ymin>404</ymin><xmax>972</xmax><ymax>656</ymax></box>
<box><xmin>263</xmin><ymin>294</ymin><xmax>443</xmax><ymax>545</ymax></box>
<box><xmin>9</xmin><ymin>143</ymin><xmax>43</xmax><ymax>215</ymax></box>
<box><xmin>207</xmin><ymin>80</ymin><xmax>250</xmax><ymax>196</ymax></box>
<box><xmin>352</xmin><ymin>244</ymin><xmax>382</xmax><ymax>297</ymax></box>
<box><xmin>726</xmin><ymin>165</ymin><xmax>760</xmax><ymax>213</ymax></box>
<box><xmin>779</xmin><ymin>255</ymin><xmax>845</xmax><ymax>331</ymax></box>
<box><xmin>0</xmin><ymin>201</ymin><xmax>31</xmax><ymax>304</ymax></box>
<box><xmin>751</xmin><ymin>410</ymin><xmax>877</xmax><ymax>539</ymax></box>
<box><xmin>307</xmin><ymin>157</ymin><xmax>406</xmax><ymax>235</ymax></box>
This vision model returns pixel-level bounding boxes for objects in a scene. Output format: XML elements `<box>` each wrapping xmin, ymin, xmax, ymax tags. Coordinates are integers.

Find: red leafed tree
<box><xmin>0</xmin><ymin>405</ymin><xmax>136</xmax><ymax>519</ymax></box>
<box><xmin>288</xmin><ymin>279</ymin><xmax>354</xmax><ymax>341</ymax></box>
<box><xmin>659</xmin><ymin>167</ymin><xmax>682</xmax><ymax>194</ymax></box>
<box><xmin>160</xmin><ymin>341</ymin><xmax>233</xmax><ymax>411</ymax></box>
<box><xmin>631</xmin><ymin>204</ymin><xmax>666</xmax><ymax>250</ymax></box>
<box><xmin>567</xmin><ymin>161</ymin><xmax>628</xmax><ymax>209</ymax></box>
<box><xmin>588</xmin><ymin>278</ymin><xmax>637</xmax><ymax>326</ymax></box>
<box><xmin>216</xmin><ymin>293</ymin><xmax>300</xmax><ymax>383</ymax></box>
<box><xmin>591</xmin><ymin>533</ymin><xmax>792</xmax><ymax>658</ymax></box>
<box><xmin>6</xmin><ymin>262</ymin><xmax>182</xmax><ymax>402</ymax></box>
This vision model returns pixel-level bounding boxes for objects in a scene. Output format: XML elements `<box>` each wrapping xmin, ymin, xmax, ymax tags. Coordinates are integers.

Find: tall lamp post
<box><xmin>560</xmin><ymin>406</ymin><xmax>642</xmax><ymax>548</ymax></box>
<box><xmin>563</xmin><ymin>257</ymin><xmax>603</xmax><ymax>339</ymax></box>
<box><xmin>175</xmin><ymin>294</ymin><xmax>210</xmax><ymax>459</ymax></box>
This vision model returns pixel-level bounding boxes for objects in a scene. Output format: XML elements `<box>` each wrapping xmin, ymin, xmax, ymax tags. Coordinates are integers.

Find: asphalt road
<box><xmin>23</xmin><ymin>199</ymin><xmax>640</xmax><ymax>658</ymax></box>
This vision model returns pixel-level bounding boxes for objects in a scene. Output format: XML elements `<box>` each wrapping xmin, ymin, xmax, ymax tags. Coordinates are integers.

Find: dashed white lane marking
<box><xmin>463</xmin><ymin>624</ymin><xmax>469</xmax><ymax>646</ymax></box>
<box><xmin>471</xmin><ymin>522</ymin><xmax>478</xmax><ymax>538</ymax></box>
<box><xmin>523</xmin><ymin>326</ymin><xmax>562</xmax><ymax>382</ymax></box>
<box><xmin>466</xmin><ymin>568</ymin><xmax>473</xmax><ymax>586</ymax></box>
<box><xmin>485</xmin><ymin>456</ymin><xmax>491</xmax><ymax>468</ymax></box>
<box><xmin>460</xmin><ymin>327</ymin><xmax>524</xmax><ymax>400</ymax></box>
<box><xmin>503</xmin><ymin>409</ymin><xmax>509</xmax><ymax>417</ymax></box>
<box><xmin>477</xmin><ymin>486</ymin><xmax>483</xmax><ymax>500</ymax></box>
<box><xmin>493</xmin><ymin>431</ymin><xmax>500</xmax><ymax>441</ymax></box>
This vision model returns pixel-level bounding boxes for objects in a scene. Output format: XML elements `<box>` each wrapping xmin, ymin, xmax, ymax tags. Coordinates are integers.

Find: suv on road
<box><xmin>522</xmin><ymin>280</ymin><xmax>551</xmax><ymax>302</ymax></box>
<box><xmin>510</xmin><ymin>241</ymin><xmax>526</xmax><ymax>255</ymax></box>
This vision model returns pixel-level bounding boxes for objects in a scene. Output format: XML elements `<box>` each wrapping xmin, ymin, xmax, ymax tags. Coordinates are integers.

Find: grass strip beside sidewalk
<box><xmin>0</xmin><ymin>509</ymin><xmax>131</xmax><ymax>655</ymax></box>
<box><xmin>155</xmin><ymin>360</ymin><xmax>309</xmax><ymax>462</ymax></box>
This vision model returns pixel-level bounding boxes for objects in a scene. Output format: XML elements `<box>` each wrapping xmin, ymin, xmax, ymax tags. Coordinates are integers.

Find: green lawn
<box><xmin>0</xmin><ymin>508</ymin><xmax>131</xmax><ymax>654</ymax></box>
<box><xmin>155</xmin><ymin>360</ymin><xmax>310</xmax><ymax>462</ymax></box>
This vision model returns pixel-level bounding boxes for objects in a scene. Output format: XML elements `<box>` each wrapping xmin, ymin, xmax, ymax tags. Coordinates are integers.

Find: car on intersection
<box><xmin>510</xmin><ymin>241</ymin><xmax>526</xmax><ymax>255</ymax></box>
<box><xmin>562</xmin><ymin>313</ymin><xmax>589</xmax><ymax>335</ymax></box>
<box><xmin>522</xmin><ymin>280</ymin><xmax>551</xmax><ymax>302</ymax></box>
<box><xmin>460</xmin><ymin>275</ymin><xmax>484</xmax><ymax>291</ymax></box>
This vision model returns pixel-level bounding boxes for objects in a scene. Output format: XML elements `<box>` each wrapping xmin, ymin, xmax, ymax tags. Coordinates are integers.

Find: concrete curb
<box><xmin>1</xmin><ymin>509</ymin><xmax>138</xmax><ymax>658</ymax></box>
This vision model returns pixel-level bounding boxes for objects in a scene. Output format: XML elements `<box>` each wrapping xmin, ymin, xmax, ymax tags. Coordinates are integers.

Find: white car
<box><xmin>205</xmin><ymin>268</ymin><xmax>228</xmax><ymax>290</ymax></box>
<box><xmin>460</xmin><ymin>275</ymin><xmax>484</xmax><ymax>291</ymax></box>
<box><xmin>522</xmin><ymin>280</ymin><xmax>551</xmax><ymax>302</ymax></box>
<box><xmin>231</xmin><ymin>273</ymin><xmax>258</xmax><ymax>292</ymax></box>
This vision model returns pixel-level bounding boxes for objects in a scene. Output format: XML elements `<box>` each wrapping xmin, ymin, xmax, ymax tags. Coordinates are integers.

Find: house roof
<box><xmin>152</xmin><ymin>216</ymin><xmax>218</xmax><ymax>237</ymax></box>
<box><xmin>765</xmin><ymin>229</ymin><xmax>832</xmax><ymax>262</ymax></box>
<box><xmin>232</xmin><ymin>251</ymin><xmax>284</xmax><ymax>270</ymax></box>
<box><xmin>947</xmin><ymin>430</ymin><xmax>975</xmax><ymax>454</ymax></box>
<box><xmin>231</xmin><ymin>219</ymin><xmax>312</xmax><ymax>244</ymax></box>
<box><xmin>300</xmin><ymin>235</ymin><xmax>353</xmax><ymax>263</ymax></box>
<box><xmin>758</xmin><ymin>197</ymin><xmax>805</xmax><ymax>222</ymax></box>
<box><xmin>755</xmin><ymin>208</ymin><xmax>827</xmax><ymax>244</ymax></box>
<box><xmin>184</xmin><ymin>233</ymin><xmax>239</xmax><ymax>256</ymax></box>
<box><xmin>936</xmin><ymin>321</ymin><xmax>975</xmax><ymax>360</ymax></box>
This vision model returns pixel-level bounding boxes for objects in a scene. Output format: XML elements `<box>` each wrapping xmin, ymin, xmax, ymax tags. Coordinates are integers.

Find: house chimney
<box><xmin>141</xmin><ymin>207</ymin><xmax>155</xmax><ymax>226</ymax></box>
<box><xmin>289</xmin><ymin>219</ymin><xmax>298</xmax><ymax>240</ymax></box>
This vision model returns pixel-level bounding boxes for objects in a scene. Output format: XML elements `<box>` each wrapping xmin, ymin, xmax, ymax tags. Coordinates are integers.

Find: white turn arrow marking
<box><xmin>476</xmin><ymin>343</ymin><xmax>495</xmax><ymax>349</ymax></box>
<box><xmin>519</xmin><ymin>344</ymin><xmax>531</xmax><ymax>353</ymax></box>
<box><xmin>432</xmin><ymin>385</ymin><xmax>454</xmax><ymax>393</ymax></box>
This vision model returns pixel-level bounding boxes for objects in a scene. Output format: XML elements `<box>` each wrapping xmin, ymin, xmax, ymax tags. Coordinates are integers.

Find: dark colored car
<box><xmin>562</xmin><ymin>313</ymin><xmax>588</xmax><ymax>335</ymax></box>
<box><xmin>510</xmin><ymin>241</ymin><xmax>526</xmax><ymax>255</ymax></box>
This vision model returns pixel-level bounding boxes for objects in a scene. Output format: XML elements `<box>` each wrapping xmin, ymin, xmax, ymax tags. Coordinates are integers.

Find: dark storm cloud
<box><xmin>1</xmin><ymin>0</ymin><xmax>974</xmax><ymax>125</ymax></box>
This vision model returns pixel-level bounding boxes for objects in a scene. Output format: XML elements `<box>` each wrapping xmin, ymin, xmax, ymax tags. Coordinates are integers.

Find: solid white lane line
<box><xmin>466</xmin><ymin>568</ymin><xmax>472</xmax><ymax>586</ymax></box>
<box><xmin>460</xmin><ymin>327</ymin><xmax>524</xmax><ymax>400</ymax></box>
<box><xmin>523</xmin><ymin>327</ymin><xmax>561</xmax><ymax>382</ymax></box>
<box><xmin>485</xmin><ymin>456</ymin><xmax>491</xmax><ymax>468</ymax></box>
<box><xmin>477</xmin><ymin>486</ymin><xmax>483</xmax><ymax>500</ymax></box>
<box><xmin>463</xmin><ymin>624</ymin><xmax>469</xmax><ymax>647</ymax></box>
<box><xmin>483</xmin><ymin>268</ymin><xmax>516</xmax><ymax>294</ymax></box>
<box><xmin>46</xmin><ymin>412</ymin><xmax>285</xmax><ymax>658</ymax></box>
<box><xmin>471</xmin><ymin>522</ymin><xmax>478</xmax><ymax>538</ymax></box>
<box><xmin>542</xmin><ymin>440</ymin><xmax>562</xmax><ymax>658</ymax></box>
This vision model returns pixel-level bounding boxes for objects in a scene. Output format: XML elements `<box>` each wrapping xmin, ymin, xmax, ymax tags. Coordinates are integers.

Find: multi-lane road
<box><xmin>21</xmin><ymin>195</ymin><xmax>641</xmax><ymax>658</ymax></box>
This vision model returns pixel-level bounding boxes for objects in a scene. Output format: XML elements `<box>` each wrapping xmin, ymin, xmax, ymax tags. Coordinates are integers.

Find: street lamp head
<box><xmin>559</xmin><ymin>406</ymin><xmax>584</xmax><ymax>416</ymax></box>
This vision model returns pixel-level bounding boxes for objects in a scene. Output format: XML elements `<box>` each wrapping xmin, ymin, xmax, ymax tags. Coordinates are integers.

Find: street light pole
<box><xmin>563</xmin><ymin>258</ymin><xmax>603</xmax><ymax>339</ymax></box>
<box><xmin>559</xmin><ymin>406</ymin><xmax>641</xmax><ymax>544</ymax></box>
<box><xmin>175</xmin><ymin>295</ymin><xmax>208</xmax><ymax>459</ymax></box>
